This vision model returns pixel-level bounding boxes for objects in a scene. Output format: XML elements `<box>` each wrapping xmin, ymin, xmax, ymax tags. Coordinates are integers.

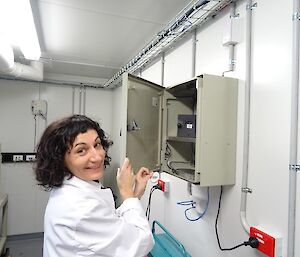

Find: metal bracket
<box><xmin>246</xmin><ymin>2</ymin><xmax>257</xmax><ymax>11</ymax></box>
<box><xmin>229</xmin><ymin>59</ymin><xmax>236</xmax><ymax>65</ymax></box>
<box><xmin>230</xmin><ymin>13</ymin><xmax>240</xmax><ymax>19</ymax></box>
<box><xmin>289</xmin><ymin>164</ymin><xmax>300</xmax><ymax>172</ymax></box>
<box><xmin>241</xmin><ymin>187</ymin><xmax>252</xmax><ymax>193</ymax></box>
<box><xmin>292</xmin><ymin>12</ymin><xmax>300</xmax><ymax>21</ymax></box>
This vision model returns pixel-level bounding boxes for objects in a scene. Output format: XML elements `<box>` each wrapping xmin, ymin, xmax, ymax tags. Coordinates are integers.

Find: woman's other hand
<box><xmin>134</xmin><ymin>167</ymin><xmax>153</xmax><ymax>199</ymax></box>
<box><xmin>117</xmin><ymin>158</ymin><xmax>135</xmax><ymax>200</ymax></box>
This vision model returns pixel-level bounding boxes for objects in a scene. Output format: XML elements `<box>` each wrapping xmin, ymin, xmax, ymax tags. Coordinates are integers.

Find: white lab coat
<box><xmin>43</xmin><ymin>176</ymin><xmax>154</xmax><ymax>257</ymax></box>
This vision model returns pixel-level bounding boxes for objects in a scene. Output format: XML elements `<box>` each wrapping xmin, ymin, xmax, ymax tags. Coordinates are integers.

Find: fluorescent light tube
<box><xmin>0</xmin><ymin>0</ymin><xmax>41</xmax><ymax>60</ymax></box>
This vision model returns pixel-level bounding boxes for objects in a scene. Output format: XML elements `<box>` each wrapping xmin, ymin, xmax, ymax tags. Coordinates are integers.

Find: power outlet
<box><xmin>157</xmin><ymin>179</ymin><xmax>169</xmax><ymax>193</ymax></box>
<box><xmin>13</xmin><ymin>155</ymin><xmax>23</xmax><ymax>162</ymax></box>
<box><xmin>250</xmin><ymin>227</ymin><xmax>282</xmax><ymax>257</ymax></box>
<box><xmin>26</xmin><ymin>154</ymin><xmax>36</xmax><ymax>162</ymax></box>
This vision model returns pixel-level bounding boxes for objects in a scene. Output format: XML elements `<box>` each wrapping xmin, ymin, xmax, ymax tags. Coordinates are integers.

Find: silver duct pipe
<box><xmin>228</xmin><ymin>2</ymin><xmax>237</xmax><ymax>72</ymax></box>
<box><xmin>83</xmin><ymin>86</ymin><xmax>86</xmax><ymax>115</ymax></box>
<box><xmin>222</xmin><ymin>2</ymin><xmax>237</xmax><ymax>76</ymax></box>
<box><xmin>72</xmin><ymin>87</ymin><xmax>76</xmax><ymax>115</ymax></box>
<box><xmin>192</xmin><ymin>29</ymin><xmax>197</xmax><ymax>77</ymax></box>
<box><xmin>287</xmin><ymin>0</ymin><xmax>300</xmax><ymax>256</ymax></box>
<box><xmin>161</xmin><ymin>52</ymin><xmax>165</xmax><ymax>86</ymax></box>
<box><xmin>240</xmin><ymin>0</ymin><xmax>253</xmax><ymax>233</ymax></box>
<box><xmin>79</xmin><ymin>86</ymin><xmax>82</xmax><ymax>114</ymax></box>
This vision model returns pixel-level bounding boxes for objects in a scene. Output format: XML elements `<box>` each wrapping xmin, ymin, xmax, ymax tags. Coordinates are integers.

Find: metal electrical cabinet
<box><xmin>122</xmin><ymin>73</ymin><xmax>238</xmax><ymax>186</ymax></box>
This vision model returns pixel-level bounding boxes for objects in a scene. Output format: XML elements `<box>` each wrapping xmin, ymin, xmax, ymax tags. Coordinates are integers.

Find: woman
<box><xmin>35</xmin><ymin>114</ymin><xmax>154</xmax><ymax>257</ymax></box>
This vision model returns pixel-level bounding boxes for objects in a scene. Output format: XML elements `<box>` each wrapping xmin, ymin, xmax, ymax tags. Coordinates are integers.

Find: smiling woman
<box><xmin>34</xmin><ymin>114</ymin><xmax>154</xmax><ymax>257</ymax></box>
<box><xmin>64</xmin><ymin>129</ymin><xmax>106</xmax><ymax>181</ymax></box>
<box><xmin>35</xmin><ymin>115</ymin><xmax>112</xmax><ymax>189</ymax></box>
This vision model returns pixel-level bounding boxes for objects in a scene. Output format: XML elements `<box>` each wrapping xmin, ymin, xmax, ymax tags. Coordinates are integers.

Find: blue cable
<box><xmin>177</xmin><ymin>200</ymin><xmax>195</xmax><ymax>206</ymax></box>
<box><xmin>177</xmin><ymin>187</ymin><xmax>209</xmax><ymax>221</ymax></box>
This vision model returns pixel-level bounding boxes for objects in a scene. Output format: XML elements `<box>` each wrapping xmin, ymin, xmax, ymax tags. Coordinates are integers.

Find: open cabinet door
<box><xmin>121</xmin><ymin>73</ymin><xmax>164</xmax><ymax>172</ymax></box>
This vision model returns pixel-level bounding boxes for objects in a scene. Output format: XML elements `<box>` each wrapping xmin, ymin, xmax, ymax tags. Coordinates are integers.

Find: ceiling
<box><xmin>29</xmin><ymin>0</ymin><xmax>192</xmax><ymax>85</ymax></box>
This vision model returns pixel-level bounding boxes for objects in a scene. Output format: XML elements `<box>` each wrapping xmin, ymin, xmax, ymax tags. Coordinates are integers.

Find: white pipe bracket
<box><xmin>292</xmin><ymin>12</ymin><xmax>300</xmax><ymax>21</ymax></box>
<box><xmin>241</xmin><ymin>187</ymin><xmax>252</xmax><ymax>193</ymax></box>
<box><xmin>289</xmin><ymin>164</ymin><xmax>300</xmax><ymax>172</ymax></box>
<box><xmin>246</xmin><ymin>2</ymin><xmax>257</xmax><ymax>10</ymax></box>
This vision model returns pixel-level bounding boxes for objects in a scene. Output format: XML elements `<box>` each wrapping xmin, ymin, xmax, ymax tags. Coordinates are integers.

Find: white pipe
<box><xmin>192</xmin><ymin>29</ymin><xmax>197</xmax><ymax>77</ymax></box>
<box><xmin>287</xmin><ymin>0</ymin><xmax>300</xmax><ymax>256</ymax></box>
<box><xmin>240</xmin><ymin>0</ymin><xmax>253</xmax><ymax>234</ymax></box>
<box><xmin>161</xmin><ymin>52</ymin><xmax>165</xmax><ymax>86</ymax></box>
<box><xmin>0</xmin><ymin>42</ymin><xmax>43</xmax><ymax>81</ymax></box>
<box><xmin>227</xmin><ymin>3</ymin><xmax>236</xmax><ymax>73</ymax></box>
<box><xmin>222</xmin><ymin>3</ymin><xmax>236</xmax><ymax>76</ymax></box>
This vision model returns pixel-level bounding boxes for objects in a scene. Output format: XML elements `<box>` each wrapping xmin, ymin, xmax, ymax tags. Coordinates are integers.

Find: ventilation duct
<box><xmin>0</xmin><ymin>41</ymin><xmax>43</xmax><ymax>81</ymax></box>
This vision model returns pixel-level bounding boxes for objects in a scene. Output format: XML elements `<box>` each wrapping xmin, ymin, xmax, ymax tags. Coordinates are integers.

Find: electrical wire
<box><xmin>164</xmin><ymin>142</ymin><xmax>171</xmax><ymax>160</ymax></box>
<box><xmin>177</xmin><ymin>187</ymin><xmax>209</xmax><ymax>221</ymax></box>
<box><xmin>145</xmin><ymin>185</ymin><xmax>160</xmax><ymax>220</ymax></box>
<box><xmin>215</xmin><ymin>186</ymin><xmax>259</xmax><ymax>251</ymax></box>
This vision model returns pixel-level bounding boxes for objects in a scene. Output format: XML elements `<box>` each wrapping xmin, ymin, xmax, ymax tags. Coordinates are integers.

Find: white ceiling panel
<box><xmin>32</xmin><ymin>0</ymin><xmax>192</xmax><ymax>82</ymax></box>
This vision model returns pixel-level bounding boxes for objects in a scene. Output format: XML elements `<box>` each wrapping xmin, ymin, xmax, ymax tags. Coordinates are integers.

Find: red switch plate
<box><xmin>157</xmin><ymin>179</ymin><xmax>169</xmax><ymax>192</ymax></box>
<box><xmin>250</xmin><ymin>227</ymin><xmax>276</xmax><ymax>257</ymax></box>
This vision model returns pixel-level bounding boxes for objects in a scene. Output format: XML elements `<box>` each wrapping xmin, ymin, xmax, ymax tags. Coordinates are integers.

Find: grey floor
<box><xmin>5</xmin><ymin>234</ymin><xmax>43</xmax><ymax>257</ymax></box>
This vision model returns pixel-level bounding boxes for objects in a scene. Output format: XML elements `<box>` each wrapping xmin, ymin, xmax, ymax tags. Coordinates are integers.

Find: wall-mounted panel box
<box><xmin>122</xmin><ymin>73</ymin><xmax>238</xmax><ymax>186</ymax></box>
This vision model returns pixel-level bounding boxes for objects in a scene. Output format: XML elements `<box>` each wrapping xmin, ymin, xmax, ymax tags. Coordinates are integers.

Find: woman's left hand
<box><xmin>134</xmin><ymin>167</ymin><xmax>153</xmax><ymax>199</ymax></box>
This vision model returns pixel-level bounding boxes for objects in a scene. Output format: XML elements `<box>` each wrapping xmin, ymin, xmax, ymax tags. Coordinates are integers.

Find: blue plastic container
<box><xmin>148</xmin><ymin>220</ymin><xmax>191</xmax><ymax>257</ymax></box>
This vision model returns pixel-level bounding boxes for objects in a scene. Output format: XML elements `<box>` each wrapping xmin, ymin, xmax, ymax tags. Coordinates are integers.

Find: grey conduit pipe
<box><xmin>161</xmin><ymin>52</ymin><xmax>165</xmax><ymax>86</ymax></box>
<box><xmin>240</xmin><ymin>0</ymin><xmax>253</xmax><ymax>233</ymax></box>
<box><xmin>223</xmin><ymin>2</ymin><xmax>237</xmax><ymax>76</ymax></box>
<box><xmin>192</xmin><ymin>29</ymin><xmax>197</xmax><ymax>78</ymax></box>
<box><xmin>288</xmin><ymin>0</ymin><xmax>300</xmax><ymax>256</ymax></box>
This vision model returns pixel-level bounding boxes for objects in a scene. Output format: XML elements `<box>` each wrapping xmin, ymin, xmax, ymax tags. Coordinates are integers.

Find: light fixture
<box><xmin>0</xmin><ymin>0</ymin><xmax>41</xmax><ymax>60</ymax></box>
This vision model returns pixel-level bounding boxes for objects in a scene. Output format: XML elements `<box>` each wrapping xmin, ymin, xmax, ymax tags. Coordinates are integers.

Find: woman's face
<box><xmin>64</xmin><ymin>129</ymin><xmax>105</xmax><ymax>181</ymax></box>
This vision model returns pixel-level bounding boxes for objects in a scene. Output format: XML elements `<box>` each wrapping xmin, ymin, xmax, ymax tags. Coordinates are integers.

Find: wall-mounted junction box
<box><xmin>121</xmin><ymin>73</ymin><xmax>238</xmax><ymax>186</ymax></box>
<box><xmin>31</xmin><ymin>100</ymin><xmax>47</xmax><ymax>115</ymax></box>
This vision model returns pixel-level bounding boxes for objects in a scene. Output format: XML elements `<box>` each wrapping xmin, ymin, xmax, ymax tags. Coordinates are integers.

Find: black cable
<box><xmin>145</xmin><ymin>185</ymin><xmax>160</xmax><ymax>220</ymax></box>
<box><xmin>215</xmin><ymin>186</ymin><xmax>259</xmax><ymax>251</ymax></box>
<box><xmin>145</xmin><ymin>187</ymin><xmax>155</xmax><ymax>219</ymax></box>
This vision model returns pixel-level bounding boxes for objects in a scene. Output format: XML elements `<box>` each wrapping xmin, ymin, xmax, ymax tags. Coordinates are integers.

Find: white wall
<box><xmin>0</xmin><ymin>1</ymin><xmax>298</xmax><ymax>256</ymax></box>
<box><xmin>138</xmin><ymin>0</ymin><xmax>294</xmax><ymax>256</ymax></box>
<box><xmin>0</xmin><ymin>79</ymin><xmax>113</xmax><ymax>235</ymax></box>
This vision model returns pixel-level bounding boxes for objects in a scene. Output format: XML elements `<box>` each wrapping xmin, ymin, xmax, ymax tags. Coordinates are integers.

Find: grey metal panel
<box><xmin>123</xmin><ymin>73</ymin><xmax>238</xmax><ymax>185</ymax></box>
<box><xmin>196</xmin><ymin>74</ymin><xmax>238</xmax><ymax>186</ymax></box>
<box><xmin>125</xmin><ymin>74</ymin><xmax>164</xmax><ymax>172</ymax></box>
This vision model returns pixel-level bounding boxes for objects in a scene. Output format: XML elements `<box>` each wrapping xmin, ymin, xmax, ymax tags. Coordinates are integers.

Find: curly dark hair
<box><xmin>34</xmin><ymin>115</ymin><xmax>112</xmax><ymax>190</ymax></box>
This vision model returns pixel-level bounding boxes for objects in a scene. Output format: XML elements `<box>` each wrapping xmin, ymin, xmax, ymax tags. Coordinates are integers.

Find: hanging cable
<box><xmin>177</xmin><ymin>187</ymin><xmax>209</xmax><ymax>221</ymax></box>
<box><xmin>215</xmin><ymin>186</ymin><xmax>259</xmax><ymax>251</ymax></box>
<box><xmin>145</xmin><ymin>185</ymin><xmax>161</xmax><ymax>220</ymax></box>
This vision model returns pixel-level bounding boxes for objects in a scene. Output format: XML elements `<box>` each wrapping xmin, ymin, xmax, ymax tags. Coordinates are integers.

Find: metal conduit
<box><xmin>288</xmin><ymin>0</ymin><xmax>300</xmax><ymax>256</ymax></box>
<box><xmin>240</xmin><ymin>0</ymin><xmax>253</xmax><ymax>233</ymax></box>
<box><xmin>192</xmin><ymin>29</ymin><xmax>197</xmax><ymax>77</ymax></box>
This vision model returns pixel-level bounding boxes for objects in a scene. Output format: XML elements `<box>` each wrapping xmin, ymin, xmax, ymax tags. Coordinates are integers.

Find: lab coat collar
<box><xmin>63</xmin><ymin>175</ymin><xmax>104</xmax><ymax>190</ymax></box>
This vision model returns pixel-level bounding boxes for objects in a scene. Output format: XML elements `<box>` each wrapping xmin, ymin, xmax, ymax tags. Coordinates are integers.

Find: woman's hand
<box><xmin>117</xmin><ymin>158</ymin><xmax>135</xmax><ymax>200</ymax></box>
<box><xmin>134</xmin><ymin>167</ymin><xmax>153</xmax><ymax>199</ymax></box>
